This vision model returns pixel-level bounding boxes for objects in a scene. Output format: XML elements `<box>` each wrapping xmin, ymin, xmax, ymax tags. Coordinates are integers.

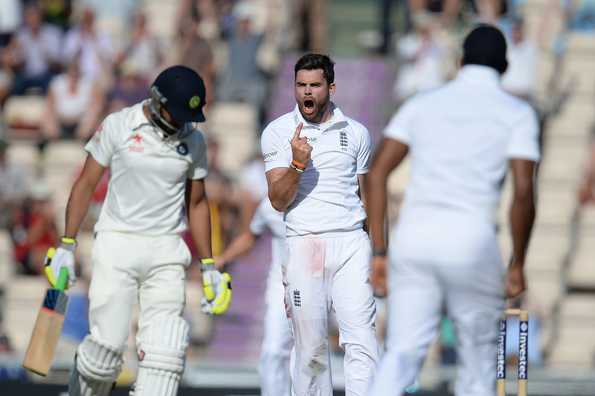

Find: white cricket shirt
<box><xmin>385</xmin><ymin>65</ymin><xmax>540</xmax><ymax>262</ymax></box>
<box><xmin>249</xmin><ymin>198</ymin><xmax>286</xmax><ymax>268</ymax></box>
<box><xmin>261</xmin><ymin>104</ymin><xmax>371</xmax><ymax>236</ymax></box>
<box><xmin>85</xmin><ymin>101</ymin><xmax>208</xmax><ymax>235</ymax></box>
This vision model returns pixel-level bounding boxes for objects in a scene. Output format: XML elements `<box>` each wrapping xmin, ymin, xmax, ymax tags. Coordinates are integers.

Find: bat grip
<box><xmin>56</xmin><ymin>267</ymin><xmax>69</xmax><ymax>291</ymax></box>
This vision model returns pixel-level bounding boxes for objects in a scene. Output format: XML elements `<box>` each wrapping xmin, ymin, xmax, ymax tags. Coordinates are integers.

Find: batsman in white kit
<box><xmin>215</xmin><ymin>197</ymin><xmax>292</xmax><ymax>396</ymax></box>
<box><xmin>42</xmin><ymin>65</ymin><xmax>232</xmax><ymax>396</ymax></box>
<box><xmin>366</xmin><ymin>25</ymin><xmax>539</xmax><ymax>395</ymax></box>
<box><xmin>261</xmin><ymin>53</ymin><xmax>378</xmax><ymax>396</ymax></box>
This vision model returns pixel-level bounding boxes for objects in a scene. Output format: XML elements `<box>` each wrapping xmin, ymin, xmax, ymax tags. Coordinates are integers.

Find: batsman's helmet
<box><xmin>149</xmin><ymin>65</ymin><xmax>206</xmax><ymax>136</ymax></box>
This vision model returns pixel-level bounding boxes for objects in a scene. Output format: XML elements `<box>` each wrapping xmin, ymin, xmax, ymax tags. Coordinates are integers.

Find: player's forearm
<box><xmin>366</xmin><ymin>170</ymin><xmax>388</xmax><ymax>252</ymax></box>
<box><xmin>509</xmin><ymin>192</ymin><xmax>536</xmax><ymax>266</ymax></box>
<box><xmin>64</xmin><ymin>178</ymin><xmax>96</xmax><ymax>238</ymax></box>
<box><xmin>188</xmin><ymin>197</ymin><xmax>213</xmax><ymax>259</ymax></box>
<box><xmin>269</xmin><ymin>169</ymin><xmax>301</xmax><ymax>212</ymax></box>
<box><xmin>219</xmin><ymin>231</ymin><xmax>257</xmax><ymax>265</ymax></box>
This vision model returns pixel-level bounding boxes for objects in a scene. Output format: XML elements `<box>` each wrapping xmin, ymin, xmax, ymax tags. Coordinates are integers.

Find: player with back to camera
<box><xmin>42</xmin><ymin>65</ymin><xmax>232</xmax><ymax>396</ymax></box>
<box><xmin>366</xmin><ymin>25</ymin><xmax>540</xmax><ymax>396</ymax></box>
<box><xmin>261</xmin><ymin>53</ymin><xmax>378</xmax><ymax>396</ymax></box>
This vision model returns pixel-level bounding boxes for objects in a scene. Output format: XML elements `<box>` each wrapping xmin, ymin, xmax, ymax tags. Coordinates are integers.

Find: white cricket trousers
<box><xmin>285</xmin><ymin>230</ymin><xmax>378</xmax><ymax>396</ymax></box>
<box><xmin>259</xmin><ymin>260</ymin><xmax>293</xmax><ymax>396</ymax></box>
<box><xmin>88</xmin><ymin>232</ymin><xmax>191</xmax><ymax>352</ymax></box>
<box><xmin>369</xmin><ymin>252</ymin><xmax>505</xmax><ymax>396</ymax></box>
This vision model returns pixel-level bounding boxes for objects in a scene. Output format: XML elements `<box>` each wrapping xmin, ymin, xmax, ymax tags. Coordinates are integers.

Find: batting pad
<box><xmin>69</xmin><ymin>336</ymin><xmax>123</xmax><ymax>396</ymax></box>
<box><xmin>132</xmin><ymin>316</ymin><xmax>189</xmax><ymax>396</ymax></box>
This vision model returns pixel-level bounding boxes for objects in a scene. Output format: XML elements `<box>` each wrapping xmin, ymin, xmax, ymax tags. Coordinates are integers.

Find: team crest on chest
<box><xmin>176</xmin><ymin>142</ymin><xmax>189</xmax><ymax>156</ymax></box>
<box><xmin>339</xmin><ymin>131</ymin><xmax>348</xmax><ymax>151</ymax></box>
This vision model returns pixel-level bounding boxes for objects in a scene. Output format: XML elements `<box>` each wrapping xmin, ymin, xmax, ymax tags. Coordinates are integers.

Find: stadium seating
<box><xmin>540</xmin><ymin>28</ymin><xmax>595</xmax><ymax>367</ymax></box>
<box><xmin>206</xmin><ymin>102</ymin><xmax>258</xmax><ymax>174</ymax></box>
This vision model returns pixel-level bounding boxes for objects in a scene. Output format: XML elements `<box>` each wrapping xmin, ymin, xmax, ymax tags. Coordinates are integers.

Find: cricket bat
<box><xmin>22</xmin><ymin>254</ymin><xmax>70</xmax><ymax>377</ymax></box>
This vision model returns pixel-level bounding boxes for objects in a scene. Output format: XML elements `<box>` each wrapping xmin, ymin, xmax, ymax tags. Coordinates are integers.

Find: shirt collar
<box><xmin>130</xmin><ymin>100</ymin><xmax>153</xmax><ymax>130</ymax></box>
<box><xmin>457</xmin><ymin>65</ymin><xmax>501</xmax><ymax>87</ymax></box>
<box><xmin>292</xmin><ymin>102</ymin><xmax>348</xmax><ymax>131</ymax></box>
<box><xmin>129</xmin><ymin>100</ymin><xmax>193</xmax><ymax>140</ymax></box>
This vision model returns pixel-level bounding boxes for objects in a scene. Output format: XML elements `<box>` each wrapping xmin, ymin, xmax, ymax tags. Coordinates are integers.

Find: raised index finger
<box><xmin>292</xmin><ymin>123</ymin><xmax>304</xmax><ymax>141</ymax></box>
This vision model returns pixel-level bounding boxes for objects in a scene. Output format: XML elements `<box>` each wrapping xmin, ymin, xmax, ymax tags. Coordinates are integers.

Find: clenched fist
<box><xmin>291</xmin><ymin>123</ymin><xmax>312</xmax><ymax>166</ymax></box>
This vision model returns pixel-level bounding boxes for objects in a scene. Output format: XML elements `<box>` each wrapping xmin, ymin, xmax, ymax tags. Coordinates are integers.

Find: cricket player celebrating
<box><xmin>366</xmin><ymin>25</ymin><xmax>539</xmax><ymax>395</ymax></box>
<box><xmin>43</xmin><ymin>65</ymin><xmax>232</xmax><ymax>396</ymax></box>
<box><xmin>261</xmin><ymin>53</ymin><xmax>378</xmax><ymax>396</ymax></box>
<box><xmin>215</xmin><ymin>197</ymin><xmax>292</xmax><ymax>396</ymax></box>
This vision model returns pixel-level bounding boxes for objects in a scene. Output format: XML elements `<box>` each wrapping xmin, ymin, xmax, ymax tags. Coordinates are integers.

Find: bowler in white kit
<box><xmin>261</xmin><ymin>53</ymin><xmax>378</xmax><ymax>396</ymax></box>
<box><xmin>366</xmin><ymin>25</ymin><xmax>539</xmax><ymax>396</ymax></box>
<box><xmin>215</xmin><ymin>197</ymin><xmax>292</xmax><ymax>396</ymax></box>
<box><xmin>42</xmin><ymin>65</ymin><xmax>232</xmax><ymax>396</ymax></box>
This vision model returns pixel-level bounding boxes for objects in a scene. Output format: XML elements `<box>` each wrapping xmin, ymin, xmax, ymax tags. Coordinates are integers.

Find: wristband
<box><xmin>372</xmin><ymin>248</ymin><xmax>387</xmax><ymax>257</ymax></box>
<box><xmin>61</xmin><ymin>237</ymin><xmax>77</xmax><ymax>245</ymax></box>
<box><xmin>201</xmin><ymin>257</ymin><xmax>215</xmax><ymax>270</ymax></box>
<box><xmin>290</xmin><ymin>163</ymin><xmax>305</xmax><ymax>174</ymax></box>
<box><xmin>60</xmin><ymin>237</ymin><xmax>77</xmax><ymax>252</ymax></box>
<box><xmin>291</xmin><ymin>159</ymin><xmax>306</xmax><ymax>170</ymax></box>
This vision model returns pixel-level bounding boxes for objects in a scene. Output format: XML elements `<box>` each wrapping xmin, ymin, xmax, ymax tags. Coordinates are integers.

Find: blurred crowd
<box><xmin>0</xmin><ymin>0</ymin><xmax>319</xmax><ymax>356</ymax></box>
<box><xmin>0</xmin><ymin>0</ymin><xmax>594</xmax><ymax>372</ymax></box>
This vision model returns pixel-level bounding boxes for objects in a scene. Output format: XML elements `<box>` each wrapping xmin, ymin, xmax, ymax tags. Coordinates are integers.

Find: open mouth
<box><xmin>303</xmin><ymin>99</ymin><xmax>315</xmax><ymax>112</ymax></box>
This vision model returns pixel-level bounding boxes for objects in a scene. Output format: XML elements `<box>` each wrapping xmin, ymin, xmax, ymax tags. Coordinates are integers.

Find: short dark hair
<box><xmin>294</xmin><ymin>53</ymin><xmax>335</xmax><ymax>84</ymax></box>
<box><xmin>462</xmin><ymin>24</ymin><xmax>508</xmax><ymax>74</ymax></box>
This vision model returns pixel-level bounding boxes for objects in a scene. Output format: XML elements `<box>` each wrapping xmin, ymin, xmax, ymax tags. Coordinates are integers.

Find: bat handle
<box><xmin>56</xmin><ymin>267</ymin><xmax>69</xmax><ymax>291</ymax></box>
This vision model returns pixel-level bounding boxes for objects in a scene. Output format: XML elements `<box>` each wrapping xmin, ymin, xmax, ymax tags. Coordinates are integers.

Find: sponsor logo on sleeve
<box><xmin>263</xmin><ymin>151</ymin><xmax>278</xmax><ymax>161</ymax></box>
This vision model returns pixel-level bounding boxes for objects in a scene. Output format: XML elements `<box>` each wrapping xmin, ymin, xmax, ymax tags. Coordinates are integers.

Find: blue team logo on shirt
<box><xmin>176</xmin><ymin>143</ymin><xmax>189</xmax><ymax>156</ymax></box>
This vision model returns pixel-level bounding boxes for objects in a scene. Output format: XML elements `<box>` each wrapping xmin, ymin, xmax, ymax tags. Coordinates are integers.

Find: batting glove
<box><xmin>200</xmin><ymin>258</ymin><xmax>232</xmax><ymax>315</ymax></box>
<box><xmin>44</xmin><ymin>237</ymin><xmax>77</xmax><ymax>289</ymax></box>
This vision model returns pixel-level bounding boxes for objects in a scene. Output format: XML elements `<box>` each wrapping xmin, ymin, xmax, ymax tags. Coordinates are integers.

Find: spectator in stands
<box><xmin>292</xmin><ymin>0</ymin><xmax>328</xmax><ymax>52</ymax></box>
<box><xmin>377</xmin><ymin>0</ymin><xmax>409</xmax><ymax>55</ymax></box>
<box><xmin>174</xmin><ymin>18</ymin><xmax>216</xmax><ymax>106</ymax></box>
<box><xmin>115</xmin><ymin>10</ymin><xmax>163</xmax><ymax>83</ymax></box>
<box><xmin>41</xmin><ymin>56</ymin><xmax>105</xmax><ymax>145</ymax></box>
<box><xmin>176</xmin><ymin>0</ymin><xmax>220</xmax><ymax>42</ymax></box>
<box><xmin>62</xmin><ymin>6</ymin><xmax>114</xmax><ymax>82</ymax></box>
<box><xmin>218</xmin><ymin>2</ymin><xmax>267</xmax><ymax>123</ymax></box>
<box><xmin>0</xmin><ymin>63</ymin><xmax>11</xmax><ymax>109</ymax></box>
<box><xmin>409</xmin><ymin>0</ymin><xmax>461</xmax><ymax>28</ymax></box>
<box><xmin>474</xmin><ymin>0</ymin><xmax>508</xmax><ymax>23</ymax></box>
<box><xmin>393</xmin><ymin>13</ymin><xmax>448</xmax><ymax>103</ymax></box>
<box><xmin>40</xmin><ymin>0</ymin><xmax>73</xmax><ymax>31</ymax></box>
<box><xmin>107</xmin><ymin>64</ymin><xmax>149</xmax><ymax>113</ymax></box>
<box><xmin>0</xmin><ymin>0</ymin><xmax>21</xmax><ymax>108</ymax></box>
<box><xmin>6</xmin><ymin>3</ymin><xmax>62</xmax><ymax>96</ymax></box>
<box><xmin>0</xmin><ymin>0</ymin><xmax>21</xmax><ymax>48</ymax></box>
<box><xmin>578</xmin><ymin>134</ymin><xmax>595</xmax><ymax>206</ymax></box>
<box><xmin>501</xmin><ymin>17</ymin><xmax>539</xmax><ymax>102</ymax></box>
<box><xmin>0</xmin><ymin>135</ymin><xmax>30</xmax><ymax>229</ymax></box>
<box><xmin>10</xmin><ymin>182</ymin><xmax>58</xmax><ymax>275</ymax></box>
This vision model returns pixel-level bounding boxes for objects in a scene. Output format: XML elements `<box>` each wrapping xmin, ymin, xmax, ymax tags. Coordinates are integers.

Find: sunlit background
<box><xmin>0</xmin><ymin>0</ymin><xmax>594</xmax><ymax>394</ymax></box>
